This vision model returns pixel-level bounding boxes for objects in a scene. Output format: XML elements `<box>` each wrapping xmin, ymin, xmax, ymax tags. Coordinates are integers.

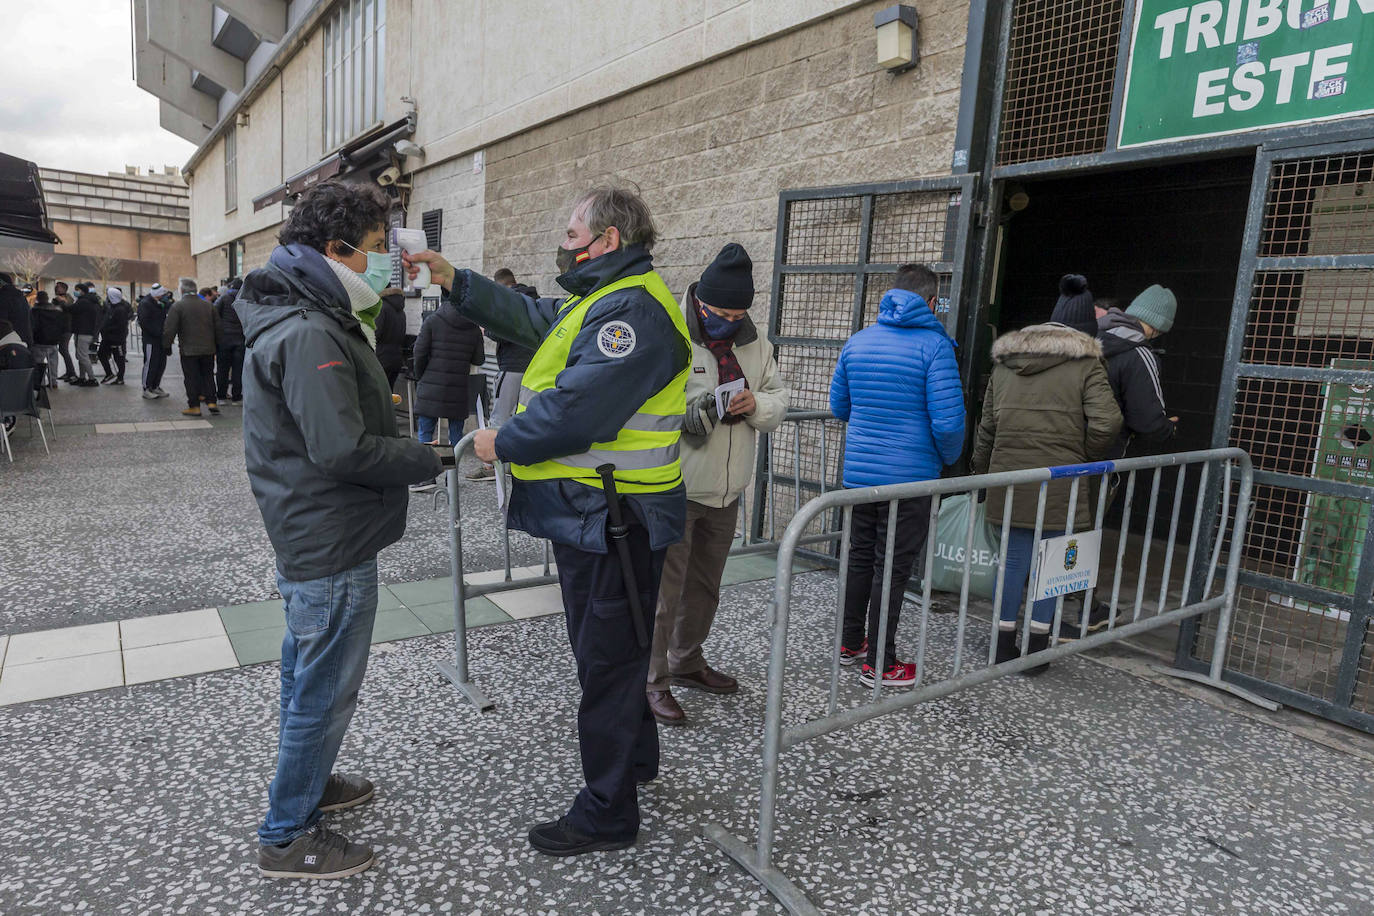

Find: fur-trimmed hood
<box><xmin>992</xmin><ymin>322</ymin><xmax>1102</xmax><ymax>376</ymax></box>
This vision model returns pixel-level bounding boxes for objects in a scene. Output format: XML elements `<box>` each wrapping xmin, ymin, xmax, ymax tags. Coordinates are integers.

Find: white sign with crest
<box><xmin>1031</xmin><ymin>530</ymin><xmax>1103</xmax><ymax>603</ymax></box>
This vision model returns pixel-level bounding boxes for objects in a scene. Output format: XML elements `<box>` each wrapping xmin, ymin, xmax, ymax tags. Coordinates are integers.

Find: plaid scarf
<box><xmin>704</xmin><ymin>336</ymin><xmax>747</xmax><ymax>425</ymax></box>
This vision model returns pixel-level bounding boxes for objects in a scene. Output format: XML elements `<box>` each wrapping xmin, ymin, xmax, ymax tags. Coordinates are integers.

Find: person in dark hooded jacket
<box><xmin>1097</xmin><ymin>284</ymin><xmax>1178</xmax><ymax>453</ymax></box>
<box><xmin>98</xmin><ymin>287</ymin><xmax>132</xmax><ymax>384</ymax></box>
<box><xmin>138</xmin><ymin>286</ymin><xmax>173</xmax><ymax>397</ymax></box>
<box><xmin>411</xmin><ymin>297</ymin><xmax>484</xmax><ymax>448</ymax></box>
<box><xmin>237</xmin><ymin>179</ymin><xmax>440</xmax><ymax>881</ymax></box>
<box><xmin>215</xmin><ymin>277</ymin><xmax>246</xmax><ymax>402</ymax></box>
<box><xmin>68</xmin><ymin>283</ymin><xmax>102</xmax><ymax>385</ymax></box>
<box><xmin>373</xmin><ymin>287</ymin><xmax>407</xmax><ymax>388</ymax></box>
<box><xmin>972</xmin><ymin>323</ymin><xmax>1122</xmax><ymax>674</ymax></box>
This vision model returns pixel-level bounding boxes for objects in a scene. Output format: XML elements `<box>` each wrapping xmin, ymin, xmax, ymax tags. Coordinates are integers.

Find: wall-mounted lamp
<box><xmin>875</xmin><ymin>4</ymin><xmax>919</xmax><ymax>73</ymax></box>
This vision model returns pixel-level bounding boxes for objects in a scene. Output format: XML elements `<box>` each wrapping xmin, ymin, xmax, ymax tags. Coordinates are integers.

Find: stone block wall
<box><xmin>479</xmin><ymin>0</ymin><xmax>968</xmax><ymax>305</ymax></box>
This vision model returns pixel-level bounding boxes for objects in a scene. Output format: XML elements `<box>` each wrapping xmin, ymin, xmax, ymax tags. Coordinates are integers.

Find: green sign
<box><xmin>1119</xmin><ymin>0</ymin><xmax>1374</xmax><ymax>148</ymax></box>
<box><xmin>1294</xmin><ymin>359</ymin><xmax>1373</xmax><ymax>600</ymax></box>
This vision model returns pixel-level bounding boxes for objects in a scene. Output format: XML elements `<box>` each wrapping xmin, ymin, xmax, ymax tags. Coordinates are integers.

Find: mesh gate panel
<box><xmin>996</xmin><ymin>0</ymin><xmax>1123</xmax><ymax>166</ymax></box>
<box><xmin>1355</xmin><ymin>620</ymin><xmax>1374</xmax><ymax>714</ymax></box>
<box><xmin>766</xmin><ymin>184</ymin><xmax>964</xmax><ymax>539</ymax></box>
<box><xmin>1194</xmin><ymin>584</ymin><xmax>1352</xmax><ymax>704</ymax></box>
<box><xmin>1260</xmin><ymin>154</ymin><xmax>1374</xmax><ymax>257</ymax></box>
<box><xmin>775</xmin><ymin>273</ymin><xmax>854</xmax><ymax>341</ymax></box>
<box><xmin>781</xmin><ymin>196</ymin><xmax>863</xmax><ymax>264</ymax></box>
<box><xmin>868</xmin><ymin>191</ymin><xmax>961</xmax><ymax>263</ymax></box>
<box><xmin>776</xmin><ymin>344</ymin><xmax>841</xmax><ymax>413</ymax></box>
<box><xmin>1244</xmin><ymin>270</ymin><xmax>1374</xmax><ymax>365</ymax></box>
<box><xmin>1196</xmin><ymin>148</ymin><xmax>1374</xmax><ymax>727</ymax></box>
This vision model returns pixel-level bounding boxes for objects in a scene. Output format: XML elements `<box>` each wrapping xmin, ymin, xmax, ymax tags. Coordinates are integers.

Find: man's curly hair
<box><xmin>278</xmin><ymin>180</ymin><xmax>391</xmax><ymax>254</ymax></box>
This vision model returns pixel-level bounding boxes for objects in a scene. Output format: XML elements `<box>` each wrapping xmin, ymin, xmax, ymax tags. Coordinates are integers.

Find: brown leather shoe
<box><xmin>647</xmin><ymin>689</ymin><xmax>686</xmax><ymax>726</ymax></box>
<box><xmin>670</xmin><ymin>666</ymin><xmax>739</xmax><ymax>694</ymax></box>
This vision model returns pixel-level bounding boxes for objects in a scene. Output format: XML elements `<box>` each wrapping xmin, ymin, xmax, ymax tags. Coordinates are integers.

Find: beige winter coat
<box><xmin>679</xmin><ymin>283</ymin><xmax>790</xmax><ymax>508</ymax></box>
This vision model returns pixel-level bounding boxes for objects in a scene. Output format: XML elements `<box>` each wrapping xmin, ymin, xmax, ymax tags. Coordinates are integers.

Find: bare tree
<box><xmin>88</xmin><ymin>255</ymin><xmax>123</xmax><ymax>290</ymax></box>
<box><xmin>2</xmin><ymin>247</ymin><xmax>53</xmax><ymax>285</ymax></box>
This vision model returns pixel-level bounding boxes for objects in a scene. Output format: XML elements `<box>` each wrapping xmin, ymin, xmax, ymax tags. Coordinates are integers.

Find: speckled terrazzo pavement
<box><xmin>2</xmin><ymin>358</ymin><xmax>542</xmax><ymax>634</ymax></box>
<box><xmin>1</xmin><ymin>574</ymin><xmax>1370</xmax><ymax>914</ymax></box>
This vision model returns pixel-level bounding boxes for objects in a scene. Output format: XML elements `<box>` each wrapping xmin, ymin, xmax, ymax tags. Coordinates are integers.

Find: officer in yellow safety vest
<box><xmin>406</xmin><ymin>186</ymin><xmax>690</xmax><ymax>857</ymax></box>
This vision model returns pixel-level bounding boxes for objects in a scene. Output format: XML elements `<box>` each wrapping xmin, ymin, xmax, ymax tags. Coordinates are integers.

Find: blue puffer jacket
<box><xmin>829</xmin><ymin>289</ymin><xmax>966</xmax><ymax>487</ymax></box>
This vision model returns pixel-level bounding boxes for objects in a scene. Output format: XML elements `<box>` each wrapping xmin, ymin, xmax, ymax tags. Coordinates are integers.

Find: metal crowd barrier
<box><xmin>703</xmin><ymin>448</ymin><xmax>1263</xmax><ymax>915</ymax></box>
<box><xmin>434</xmin><ymin>412</ymin><xmax>846</xmax><ymax>711</ymax></box>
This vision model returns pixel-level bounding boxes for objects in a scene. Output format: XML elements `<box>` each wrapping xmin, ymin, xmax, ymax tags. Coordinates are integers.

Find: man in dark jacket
<box><xmin>52</xmin><ymin>282</ymin><xmax>76</xmax><ymax>380</ymax></box>
<box><xmin>410</xmin><ymin>297</ymin><xmax>484</xmax><ymax>455</ymax></box>
<box><xmin>373</xmin><ymin>287</ymin><xmax>407</xmax><ymax>389</ymax></box>
<box><xmin>68</xmin><ymin>283</ymin><xmax>103</xmax><ymax>386</ymax></box>
<box><xmin>407</xmin><ymin>186</ymin><xmax>690</xmax><ymax>857</ymax></box>
<box><xmin>214</xmin><ymin>277</ymin><xmax>246</xmax><ymax>403</ymax></box>
<box><xmin>0</xmin><ymin>273</ymin><xmax>32</xmax><ymax>347</ymax></box>
<box><xmin>137</xmin><ymin>285</ymin><xmax>172</xmax><ymax>398</ymax></box>
<box><xmin>1097</xmin><ymin>284</ymin><xmax>1178</xmax><ymax>454</ymax></box>
<box><xmin>164</xmin><ymin>278</ymin><xmax>220</xmax><ymax>415</ymax></box>
<box><xmin>98</xmin><ymin>287</ymin><xmax>133</xmax><ymax>384</ymax></box>
<box><xmin>829</xmin><ymin>263</ymin><xmax>965</xmax><ymax>687</ymax></box>
<box><xmin>30</xmin><ymin>292</ymin><xmax>65</xmax><ymax>389</ymax></box>
<box><xmin>238</xmin><ymin>180</ymin><xmax>441</xmax><ymax>881</ymax></box>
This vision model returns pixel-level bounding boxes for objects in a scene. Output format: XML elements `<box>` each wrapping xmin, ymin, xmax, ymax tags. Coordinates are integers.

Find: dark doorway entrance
<box><xmin>990</xmin><ymin>156</ymin><xmax>1253</xmax><ymax>534</ymax></box>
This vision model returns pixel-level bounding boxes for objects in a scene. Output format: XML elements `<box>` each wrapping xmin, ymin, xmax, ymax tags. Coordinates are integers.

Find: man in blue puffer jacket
<box><xmin>829</xmin><ymin>263</ymin><xmax>965</xmax><ymax>687</ymax></box>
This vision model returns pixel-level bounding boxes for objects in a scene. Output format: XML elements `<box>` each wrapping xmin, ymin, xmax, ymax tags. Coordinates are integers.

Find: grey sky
<box><xmin>0</xmin><ymin>0</ymin><xmax>198</xmax><ymax>174</ymax></box>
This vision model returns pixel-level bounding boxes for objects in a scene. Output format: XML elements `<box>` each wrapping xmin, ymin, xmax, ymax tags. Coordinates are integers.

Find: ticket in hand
<box><xmin>393</xmin><ymin>227</ymin><xmax>431</xmax><ymax>292</ymax></box>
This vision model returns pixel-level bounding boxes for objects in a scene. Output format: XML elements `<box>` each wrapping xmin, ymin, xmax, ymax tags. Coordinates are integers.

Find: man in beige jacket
<box><xmin>648</xmin><ymin>243</ymin><xmax>790</xmax><ymax>725</ymax></box>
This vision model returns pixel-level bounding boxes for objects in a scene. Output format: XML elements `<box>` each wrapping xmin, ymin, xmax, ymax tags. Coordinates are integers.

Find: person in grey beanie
<box><xmin>1096</xmin><ymin>283</ymin><xmax>1177</xmax><ymax>451</ymax></box>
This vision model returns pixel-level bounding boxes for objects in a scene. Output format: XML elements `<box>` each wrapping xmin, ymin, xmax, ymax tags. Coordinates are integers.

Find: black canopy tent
<box><xmin>0</xmin><ymin>152</ymin><xmax>60</xmax><ymax>244</ymax></box>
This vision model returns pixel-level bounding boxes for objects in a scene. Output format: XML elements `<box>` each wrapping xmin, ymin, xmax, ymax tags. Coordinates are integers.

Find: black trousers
<box><xmin>98</xmin><ymin>339</ymin><xmax>127</xmax><ymax>380</ymax></box>
<box><xmin>58</xmin><ymin>333</ymin><xmax>76</xmax><ymax>377</ymax></box>
<box><xmin>551</xmin><ymin>521</ymin><xmax>664</xmax><ymax>840</ymax></box>
<box><xmin>216</xmin><ymin>343</ymin><xmax>245</xmax><ymax>400</ymax></box>
<box><xmin>180</xmin><ymin>353</ymin><xmax>216</xmax><ymax>407</ymax></box>
<box><xmin>841</xmin><ymin>496</ymin><xmax>933</xmax><ymax>667</ymax></box>
<box><xmin>142</xmin><ymin>339</ymin><xmax>167</xmax><ymax>390</ymax></box>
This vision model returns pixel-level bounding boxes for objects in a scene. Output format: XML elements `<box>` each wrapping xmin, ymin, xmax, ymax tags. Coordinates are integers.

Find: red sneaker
<box><xmin>859</xmin><ymin>661</ymin><xmax>917</xmax><ymax>687</ymax></box>
<box><xmin>839</xmin><ymin>640</ymin><xmax>868</xmax><ymax>667</ymax></box>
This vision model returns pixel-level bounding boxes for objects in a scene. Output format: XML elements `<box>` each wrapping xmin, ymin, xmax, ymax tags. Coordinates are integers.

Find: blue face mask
<box><xmin>698</xmin><ymin>304</ymin><xmax>744</xmax><ymax>340</ymax></box>
<box><xmin>339</xmin><ymin>240</ymin><xmax>392</xmax><ymax>294</ymax></box>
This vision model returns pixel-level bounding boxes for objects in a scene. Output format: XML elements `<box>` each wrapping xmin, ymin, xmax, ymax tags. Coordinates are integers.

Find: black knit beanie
<box><xmin>1052</xmin><ymin>274</ymin><xmax>1097</xmax><ymax>336</ymax></box>
<box><xmin>696</xmin><ymin>243</ymin><xmax>754</xmax><ymax>310</ymax></box>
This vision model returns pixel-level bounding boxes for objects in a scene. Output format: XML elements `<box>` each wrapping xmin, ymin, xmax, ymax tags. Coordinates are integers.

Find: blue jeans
<box><xmin>416</xmin><ymin>415</ymin><xmax>460</xmax><ymax>446</ymax></box>
<box><xmin>259</xmin><ymin>557</ymin><xmax>378</xmax><ymax>846</ymax></box>
<box><xmin>998</xmin><ymin>528</ymin><xmax>1064</xmax><ymax>633</ymax></box>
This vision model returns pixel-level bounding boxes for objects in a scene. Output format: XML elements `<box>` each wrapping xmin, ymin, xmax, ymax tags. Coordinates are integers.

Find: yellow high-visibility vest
<box><xmin>511</xmin><ymin>269</ymin><xmax>689</xmax><ymax>494</ymax></box>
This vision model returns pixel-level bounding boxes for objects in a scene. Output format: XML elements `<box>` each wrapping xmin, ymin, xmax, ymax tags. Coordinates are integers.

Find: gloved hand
<box><xmin>682</xmin><ymin>389</ymin><xmax>720</xmax><ymax>438</ymax></box>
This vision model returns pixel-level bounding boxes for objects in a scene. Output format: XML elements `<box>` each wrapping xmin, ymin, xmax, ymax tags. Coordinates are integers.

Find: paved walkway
<box><xmin>2</xmin><ymin>574</ymin><xmax>1371</xmax><ymax>914</ymax></box>
<box><xmin>0</xmin><ymin>552</ymin><xmax>798</xmax><ymax>706</ymax></box>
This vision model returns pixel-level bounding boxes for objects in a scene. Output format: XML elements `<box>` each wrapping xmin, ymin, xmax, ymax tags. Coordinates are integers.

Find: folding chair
<box><xmin>0</xmin><ymin>367</ymin><xmax>50</xmax><ymax>461</ymax></box>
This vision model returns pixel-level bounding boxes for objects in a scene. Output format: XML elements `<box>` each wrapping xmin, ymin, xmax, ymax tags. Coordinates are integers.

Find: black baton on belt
<box><xmin>597</xmin><ymin>463</ymin><xmax>650</xmax><ymax>649</ymax></box>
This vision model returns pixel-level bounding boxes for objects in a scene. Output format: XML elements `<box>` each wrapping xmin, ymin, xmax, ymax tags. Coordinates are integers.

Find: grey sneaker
<box><xmin>319</xmin><ymin>773</ymin><xmax>374</xmax><ymax>812</ymax></box>
<box><xmin>466</xmin><ymin>465</ymin><xmax>496</xmax><ymax>481</ymax></box>
<box><xmin>258</xmin><ymin>824</ymin><xmax>375</xmax><ymax>880</ymax></box>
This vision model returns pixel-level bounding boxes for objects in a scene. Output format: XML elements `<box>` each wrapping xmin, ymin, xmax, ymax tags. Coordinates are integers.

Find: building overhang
<box><xmin>252</xmin><ymin>115</ymin><xmax>416</xmax><ymax>212</ymax></box>
<box><xmin>0</xmin><ymin>153</ymin><xmax>61</xmax><ymax>245</ymax></box>
<box><xmin>144</xmin><ymin>0</ymin><xmax>247</xmax><ymax>95</ymax></box>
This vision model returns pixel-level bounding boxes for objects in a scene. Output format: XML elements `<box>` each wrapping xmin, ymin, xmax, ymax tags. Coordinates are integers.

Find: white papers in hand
<box><xmin>714</xmin><ymin>378</ymin><xmax>746</xmax><ymax>420</ymax></box>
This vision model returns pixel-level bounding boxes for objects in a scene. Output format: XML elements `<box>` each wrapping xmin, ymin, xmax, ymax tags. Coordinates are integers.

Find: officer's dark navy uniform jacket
<box><xmin>449</xmin><ymin>245</ymin><xmax>689</xmax><ymax>553</ymax></box>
